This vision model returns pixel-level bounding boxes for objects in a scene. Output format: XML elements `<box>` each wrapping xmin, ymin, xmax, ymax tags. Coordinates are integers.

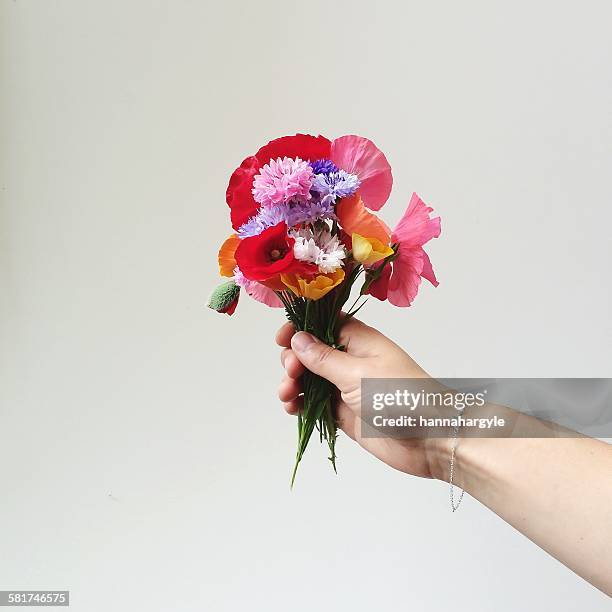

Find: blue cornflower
<box><xmin>309</xmin><ymin>158</ymin><xmax>339</xmax><ymax>175</ymax></box>
<box><xmin>311</xmin><ymin>170</ymin><xmax>361</xmax><ymax>205</ymax></box>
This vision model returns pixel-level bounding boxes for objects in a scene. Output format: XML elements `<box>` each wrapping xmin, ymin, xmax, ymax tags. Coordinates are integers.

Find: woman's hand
<box><xmin>276</xmin><ymin>317</ymin><xmax>445</xmax><ymax>479</ymax></box>
<box><xmin>277</xmin><ymin>317</ymin><xmax>612</xmax><ymax>596</ymax></box>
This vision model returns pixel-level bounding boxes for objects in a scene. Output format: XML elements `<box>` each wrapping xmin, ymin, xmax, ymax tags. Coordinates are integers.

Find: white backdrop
<box><xmin>2</xmin><ymin>1</ymin><xmax>611</xmax><ymax>610</ymax></box>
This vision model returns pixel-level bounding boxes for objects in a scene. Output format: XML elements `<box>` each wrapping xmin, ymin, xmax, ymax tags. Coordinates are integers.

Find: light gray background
<box><xmin>1</xmin><ymin>1</ymin><xmax>611</xmax><ymax>610</ymax></box>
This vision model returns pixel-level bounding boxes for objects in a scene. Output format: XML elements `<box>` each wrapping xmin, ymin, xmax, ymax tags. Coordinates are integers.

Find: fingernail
<box><xmin>292</xmin><ymin>332</ymin><xmax>316</xmax><ymax>352</ymax></box>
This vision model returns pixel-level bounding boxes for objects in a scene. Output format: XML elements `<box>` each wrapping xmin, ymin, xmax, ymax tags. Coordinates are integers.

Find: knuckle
<box><xmin>314</xmin><ymin>344</ymin><xmax>335</xmax><ymax>366</ymax></box>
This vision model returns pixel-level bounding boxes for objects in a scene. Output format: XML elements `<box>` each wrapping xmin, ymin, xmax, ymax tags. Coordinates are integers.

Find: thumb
<box><xmin>291</xmin><ymin>332</ymin><xmax>355</xmax><ymax>390</ymax></box>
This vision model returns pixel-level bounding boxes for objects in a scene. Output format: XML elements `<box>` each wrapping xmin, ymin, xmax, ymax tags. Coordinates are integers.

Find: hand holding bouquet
<box><xmin>209</xmin><ymin>134</ymin><xmax>441</xmax><ymax>484</ymax></box>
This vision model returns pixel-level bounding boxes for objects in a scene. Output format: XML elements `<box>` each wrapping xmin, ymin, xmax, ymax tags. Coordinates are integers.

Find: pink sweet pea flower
<box><xmin>330</xmin><ymin>135</ymin><xmax>393</xmax><ymax>211</ymax></box>
<box><xmin>246</xmin><ymin>281</ymin><xmax>283</xmax><ymax>308</ymax></box>
<box><xmin>369</xmin><ymin>193</ymin><xmax>441</xmax><ymax>307</ymax></box>
<box><xmin>233</xmin><ymin>268</ymin><xmax>283</xmax><ymax>308</ymax></box>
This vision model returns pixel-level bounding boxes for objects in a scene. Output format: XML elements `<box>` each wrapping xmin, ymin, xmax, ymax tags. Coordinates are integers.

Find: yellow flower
<box><xmin>351</xmin><ymin>233</ymin><xmax>394</xmax><ymax>266</ymax></box>
<box><xmin>280</xmin><ymin>269</ymin><xmax>345</xmax><ymax>301</ymax></box>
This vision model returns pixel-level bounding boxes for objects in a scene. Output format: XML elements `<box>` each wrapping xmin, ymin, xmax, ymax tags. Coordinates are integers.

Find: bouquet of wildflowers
<box><xmin>209</xmin><ymin>134</ymin><xmax>440</xmax><ymax>484</ymax></box>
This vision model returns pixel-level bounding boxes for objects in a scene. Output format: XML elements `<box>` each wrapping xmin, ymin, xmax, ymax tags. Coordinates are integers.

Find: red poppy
<box><xmin>226</xmin><ymin>156</ymin><xmax>261</xmax><ymax>230</ymax></box>
<box><xmin>255</xmin><ymin>134</ymin><xmax>331</xmax><ymax>166</ymax></box>
<box><xmin>234</xmin><ymin>222</ymin><xmax>316</xmax><ymax>282</ymax></box>
<box><xmin>226</xmin><ymin>134</ymin><xmax>332</xmax><ymax>231</ymax></box>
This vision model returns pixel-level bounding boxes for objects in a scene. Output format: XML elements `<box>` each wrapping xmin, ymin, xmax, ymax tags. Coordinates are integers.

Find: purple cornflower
<box><xmin>286</xmin><ymin>197</ymin><xmax>336</xmax><ymax>226</ymax></box>
<box><xmin>237</xmin><ymin>196</ymin><xmax>336</xmax><ymax>238</ymax></box>
<box><xmin>237</xmin><ymin>204</ymin><xmax>288</xmax><ymax>238</ymax></box>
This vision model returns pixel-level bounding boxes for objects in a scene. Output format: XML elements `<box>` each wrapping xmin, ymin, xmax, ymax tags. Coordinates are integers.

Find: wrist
<box><xmin>425</xmin><ymin>436</ymin><xmax>453</xmax><ymax>482</ymax></box>
<box><xmin>426</xmin><ymin>434</ymin><xmax>496</xmax><ymax>500</ymax></box>
<box><xmin>424</xmin><ymin>403</ymin><xmax>510</xmax><ymax>488</ymax></box>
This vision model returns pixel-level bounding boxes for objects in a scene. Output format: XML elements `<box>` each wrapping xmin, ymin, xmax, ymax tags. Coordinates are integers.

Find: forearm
<box><xmin>429</xmin><ymin>409</ymin><xmax>612</xmax><ymax>595</ymax></box>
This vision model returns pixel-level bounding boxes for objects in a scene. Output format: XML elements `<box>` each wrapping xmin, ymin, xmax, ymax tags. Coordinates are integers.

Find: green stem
<box><xmin>285</xmin><ymin>265</ymin><xmax>365</xmax><ymax>487</ymax></box>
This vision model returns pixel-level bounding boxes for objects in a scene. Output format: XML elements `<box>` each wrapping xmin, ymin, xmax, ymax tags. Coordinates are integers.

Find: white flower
<box><xmin>291</xmin><ymin>227</ymin><xmax>346</xmax><ymax>273</ymax></box>
<box><xmin>293</xmin><ymin>232</ymin><xmax>319</xmax><ymax>262</ymax></box>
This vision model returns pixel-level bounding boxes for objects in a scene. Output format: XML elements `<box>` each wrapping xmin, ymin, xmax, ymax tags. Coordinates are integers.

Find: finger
<box><xmin>275</xmin><ymin>322</ymin><xmax>296</xmax><ymax>348</ymax></box>
<box><xmin>336</xmin><ymin>316</ymin><xmax>379</xmax><ymax>352</ymax></box>
<box><xmin>284</xmin><ymin>396</ymin><xmax>304</xmax><ymax>415</ymax></box>
<box><xmin>336</xmin><ymin>316</ymin><xmax>399</xmax><ymax>359</ymax></box>
<box><xmin>337</xmin><ymin>315</ymin><xmax>368</xmax><ymax>345</ymax></box>
<box><xmin>282</xmin><ymin>350</ymin><xmax>305</xmax><ymax>379</ymax></box>
<box><xmin>290</xmin><ymin>332</ymin><xmax>356</xmax><ymax>390</ymax></box>
<box><xmin>278</xmin><ymin>375</ymin><xmax>302</xmax><ymax>403</ymax></box>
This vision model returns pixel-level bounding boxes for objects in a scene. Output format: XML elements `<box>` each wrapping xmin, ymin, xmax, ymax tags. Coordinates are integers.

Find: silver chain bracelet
<box><xmin>449</xmin><ymin>410</ymin><xmax>466</xmax><ymax>512</ymax></box>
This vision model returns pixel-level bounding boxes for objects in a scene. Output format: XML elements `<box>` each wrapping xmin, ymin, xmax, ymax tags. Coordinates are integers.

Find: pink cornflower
<box><xmin>252</xmin><ymin>157</ymin><xmax>313</xmax><ymax>207</ymax></box>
